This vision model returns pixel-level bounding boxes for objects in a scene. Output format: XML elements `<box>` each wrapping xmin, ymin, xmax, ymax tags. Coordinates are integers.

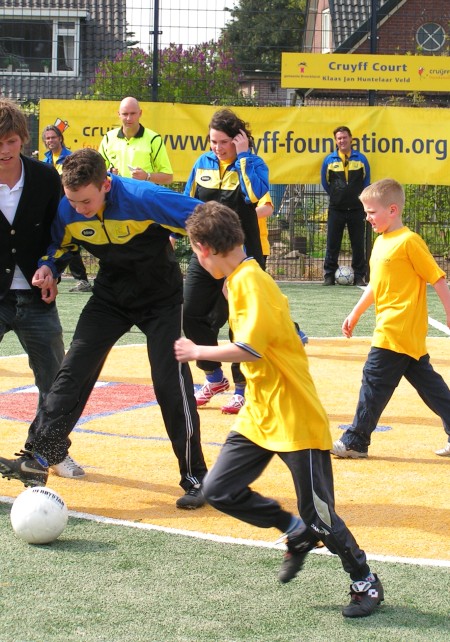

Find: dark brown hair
<box><xmin>186</xmin><ymin>201</ymin><xmax>245</xmax><ymax>255</ymax></box>
<box><xmin>61</xmin><ymin>148</ymin><xmax>107</xmax><ymax>190</ymax></box>
<box><xmin>333</xmin><ymin>125</ymin><xmax>352</xmax><ymax>138</ymax></box>
<box><xmin>208</xmin><ymin>108</ymin><xmax>254</xmax><ymax>149</ymax></box>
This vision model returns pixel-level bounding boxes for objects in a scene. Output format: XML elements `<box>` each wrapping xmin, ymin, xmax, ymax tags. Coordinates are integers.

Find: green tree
<box><xmin>223</xmin><ymin>0</ymin><xmax>306</xmax><ymax>73</ymax></box>
<box><xmin>88</xmin><ymin>40</ymin><xmax>241</xmax><ymax>104</ymax></box>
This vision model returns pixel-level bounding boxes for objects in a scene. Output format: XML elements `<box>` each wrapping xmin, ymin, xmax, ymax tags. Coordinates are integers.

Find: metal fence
<box><xmin>3</xmin><ymin>0</ymin><xmax>449</xmax><ymax>280</ymax></box>
<box><xmin>78</xmin><ymin>180</ymin><xmax>449</xmax><ymax>282</ymax></box>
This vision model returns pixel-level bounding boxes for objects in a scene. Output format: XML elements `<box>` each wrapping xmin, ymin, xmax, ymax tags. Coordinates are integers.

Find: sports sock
<box><xmin>364</xmin><ymin>572</ymin><xmax>376</xmax><ymax>583</ymax></box>
<box><xmin>286</xmin><ymin>515</ymin><xmax>304</xmax><ymax>534</ymax></box>
<box><xmin>205</xmin><ymin>368</ymin><xmax>224</xmax><ymax>384</ymax></box>
<box><xmin>33</xmin><ymin>453</ymin><xmax>49</xmax><ymax>468</ymax></box>
<box><xmin>234</xmin><ymin>384</ymin><xmax>246</xmax><ymax>397</ymax></box>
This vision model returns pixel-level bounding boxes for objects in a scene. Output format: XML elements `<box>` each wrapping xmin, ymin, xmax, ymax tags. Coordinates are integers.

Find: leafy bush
<box><xmin>89</xmin><ymin>40</ymin><xmax>241</xmax><ymax>105</ymax></box>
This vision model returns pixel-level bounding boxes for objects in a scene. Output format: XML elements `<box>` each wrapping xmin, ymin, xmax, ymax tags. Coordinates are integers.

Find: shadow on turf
<box><xmin>331</xmin><ymin>454</ymin><xmax>448</xmax><ymax>466</ymax></box>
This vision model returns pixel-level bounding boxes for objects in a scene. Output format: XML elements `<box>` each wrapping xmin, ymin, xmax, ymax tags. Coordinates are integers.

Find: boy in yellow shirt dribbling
<box><xmin>174</xmin><ymin>200</ymin><xmax>383</xmax><ymax>619</ymax></box>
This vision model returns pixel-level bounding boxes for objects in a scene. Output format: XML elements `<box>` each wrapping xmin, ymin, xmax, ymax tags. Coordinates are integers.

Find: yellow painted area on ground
<box><xmin>0</xmin><ymin>338</ymin><xmax>449</xmax><ymax>560</ymax></box>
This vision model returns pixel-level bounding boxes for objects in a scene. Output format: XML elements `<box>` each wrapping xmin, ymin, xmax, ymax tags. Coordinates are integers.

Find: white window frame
<box><xmin>321</xmin><ymin>9</ymin><xmax>332</xmax><ymax>53</ymax></box>
<box><xmin>0</xmin><ymin>8</ymin><xmax>86</xmax><ymax>76</ymax></box>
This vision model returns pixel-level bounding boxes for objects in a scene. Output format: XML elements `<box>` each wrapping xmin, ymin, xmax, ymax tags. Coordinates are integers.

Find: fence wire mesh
<box><xmin>1</xmin><ymin>0</ymin><xmax>449</xmax><ymax>279</ymax></box>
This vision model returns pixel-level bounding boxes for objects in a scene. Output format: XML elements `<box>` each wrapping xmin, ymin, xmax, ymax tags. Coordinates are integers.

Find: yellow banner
<box><xmin>281</xmin><ymin>53</ymin><xmax>450</xmax><ymax>92</ymax></box>
<box><xmin>39</xmin><ymin>100</ymin><xmax>450</xmax><ymax>185</ymax></box>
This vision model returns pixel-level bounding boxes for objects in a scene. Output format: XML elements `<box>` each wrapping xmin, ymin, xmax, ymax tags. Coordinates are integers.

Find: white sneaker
<box><xmin>51</xmin><ymin>455</ymin><xmax>85</xmax><ymax>478</ymax></box>
<box><xmin>331</xmin><ymin>439</ymin><xmax>368</xmax><ymax>459</ymax></box>
<box><xmin>195</xmin><ymin>377</ymin><xmax>230</xmax><ymax>406</ymax></box>
<box><xmin>435</xmin><ymin>442</ymin><xmax>450</xmax><ymax>457</ymax></box>
<box><xmin>221</xmin><ymin>393</ymin><xmax>245</xmax><ymax>415</ymax></box>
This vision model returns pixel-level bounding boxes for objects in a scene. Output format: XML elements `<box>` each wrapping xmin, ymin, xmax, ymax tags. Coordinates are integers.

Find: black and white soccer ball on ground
<box><xmin>10</xmin><ymin>487</ymin><xmax>68</xmax><ymax>544</ymax></box>
<box><xmin>335</xmin><ymin>265</ymin><xmax>354</xmax><ymax>285</ymax></box>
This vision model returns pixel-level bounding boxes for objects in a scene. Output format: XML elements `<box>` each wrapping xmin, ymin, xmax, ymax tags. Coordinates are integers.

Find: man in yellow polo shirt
<box><xmin>98</xmin><ymin>96</ymin><xmax>173</xmax><ymax>185</ymax></box>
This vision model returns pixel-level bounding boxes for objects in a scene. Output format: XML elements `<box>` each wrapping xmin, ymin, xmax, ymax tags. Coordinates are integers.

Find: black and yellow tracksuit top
<box><xmin>321</xmin><ymin>148</ymin><xmax>371</xmax><ymax>210</ymax></box>
<box><xmin>39</xmin><ymin>175</ymin><xmax>201</xmax><ymax>309</ymax></box>
<box><xmin>184</xmin><ymin>150</ymin><xmax>269</xmax><ymax>266</ymax></box>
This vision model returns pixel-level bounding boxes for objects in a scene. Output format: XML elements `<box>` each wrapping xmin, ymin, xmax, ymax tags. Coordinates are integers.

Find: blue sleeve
<box><xmin>146</xmin><ymin>185</ymin><xmax>202</xmax><ymax>234</ymax></box>
<box><xmin>184</xmin><ymin>161</ymin><xmax>199</xmax><ymax>198</ymax></box>
<box><xmin>321</xmin><ymin>156</ymin><xmax>330</xmax><ymax>193</ymax></box>
<box><xmin>38</xmin><ymin>201</ymin><xmax>79</xmax><ymax>277</ymax></box>
<box><xmin>362</xmin><ymin>155</ymin><xmax>371</xmax><ymax>188</ymax></box>
<box><xmin>235</xmin><ymin>152</ymin><xmax>269</xmax><ymax>203</ymax></box>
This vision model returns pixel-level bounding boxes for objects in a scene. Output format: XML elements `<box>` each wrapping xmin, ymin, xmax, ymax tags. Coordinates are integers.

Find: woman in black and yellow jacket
<box><xmin>183</xmin><ymin>108</ymin><xmax>269</xmax><ymax>415</ymax></box>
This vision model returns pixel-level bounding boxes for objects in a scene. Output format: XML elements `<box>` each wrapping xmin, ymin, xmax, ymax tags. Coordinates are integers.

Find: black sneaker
<box><xmin>278</xmin><ymin>527</ymin><xmax>317</xmax><ymax>583</ymax></box>
<box><xmin>0</xmin><ymin>450</ymin><xmax>48</xmax><ymax>487</ymax></box>
<box><xmin>342</xmin><ymin>575</ymin><xmax>384</xmax><ymax>618</ymax></box>
<box><xmin>176</xmin><ymin>484</ymin><xmax>205</xmax><ymax>509</ymax></box>
<box><xmin>323</xmin><ymin>275</ymin><xmax>335</xmax><ymax>286</ymax></box>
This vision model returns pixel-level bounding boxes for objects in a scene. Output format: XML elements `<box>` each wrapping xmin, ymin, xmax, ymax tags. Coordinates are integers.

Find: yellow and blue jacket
<box><xmin>39</xmin><ymin>175</ymin><xmax>201</xmax><ymax>309</ymax></box>
<box><xmin>321</xmin><ymin>148</ymin><xmax>370</xmax><ymax>210</ymax></box>
<box><xmin>184</xmin><ymin>150</ymin><xmax>269</xmax><ymax>266</ymax></box>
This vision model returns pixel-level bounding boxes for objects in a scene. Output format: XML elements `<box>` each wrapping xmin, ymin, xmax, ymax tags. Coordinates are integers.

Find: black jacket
<box><xmin>0</xmin><ymin>154</ymin><xmax>61</xmax><ymax>300</ymax></box>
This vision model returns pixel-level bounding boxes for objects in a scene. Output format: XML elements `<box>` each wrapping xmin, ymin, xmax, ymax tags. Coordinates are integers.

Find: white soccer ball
<box><xmin>10</xmin><ymin>487</ymin><xmax>68</xmax><ymax>544</ymax></box>
<box><xmin>335</xmin><ymin>265</ymin><xmax>354</xmax><ymax>285</ymax></box>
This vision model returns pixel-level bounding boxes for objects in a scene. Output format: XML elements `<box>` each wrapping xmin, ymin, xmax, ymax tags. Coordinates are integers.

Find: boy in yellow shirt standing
<box><xmin>174</xmin><ymin>200</ymin><xmax>383</xmax><ymax>619</ymax></box>
<box><xmin>332</xmin><ymin>178</ymin><xmax>450</xmax><ymax>459</ymax></box>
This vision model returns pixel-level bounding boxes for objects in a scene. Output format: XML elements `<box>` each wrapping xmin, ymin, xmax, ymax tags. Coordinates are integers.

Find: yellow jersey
<box><xmin>227</xmin><ymin>258</ymin><xmax>331</xmax><ymax>452</ymax></box>
<box><xmin>370</xmin><ymin>226</ymin><xmax>445</xmax><ymax>360</ymax></box>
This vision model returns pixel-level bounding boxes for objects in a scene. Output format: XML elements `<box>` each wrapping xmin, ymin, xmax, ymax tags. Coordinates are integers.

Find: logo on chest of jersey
<box><xmin>81</xmin><ymin>228</ymin><xmax>96</xmax><ymax>237</ymax></box>
<box><xmin>200</xmin><ymin>176</ymin><xmax>212</xmax><ymax>182</ymax></box>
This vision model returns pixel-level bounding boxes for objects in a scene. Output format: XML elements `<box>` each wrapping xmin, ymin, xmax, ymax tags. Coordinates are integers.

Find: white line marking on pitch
<box><xmin>428</xmin><ymin>316</ymin><xmax>450</xmax><ymax>335</ymax></box>
<box><xmin>2</xmin><ymin>496</ymin><xmax>447</xmax><ymax>568</ymax></box>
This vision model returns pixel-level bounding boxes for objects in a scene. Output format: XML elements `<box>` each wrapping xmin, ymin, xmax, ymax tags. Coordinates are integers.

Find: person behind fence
<box><xmin>0</xmin><ymin>98</ymin><xmax>84</xmax><ymax>478</ymax></box>
<box><xmin>321</xmin><ymin>125</ymin><xmax>370</xmax><ymax>287</ymax></box>
<box><xmin>98</xmin><ymin>96</ymin><xmax>173</xmax><ymax>185</ymax></box>
<box><xmin>174</xmin><ymin>200</ymin><xmax>384</xmax><ymax>619</ymax></box>
<box><xmin>41</xmin><ymin>124</ymin><xmax>92</xmax><ymax>293</ymax></box>
<box><xmin>331</xmin><ymin>178</ymin><xmax>450</xmax><ymax>460</ymax></box>
<box><xmin>0</xmin><ymin>148</ymin><xmax>208</xmax><ymax>509</ymax></box>
<box><xmin>183</xmin><ymin>108</ymin><xmax>268</xmax><ymax>415</ymax></box>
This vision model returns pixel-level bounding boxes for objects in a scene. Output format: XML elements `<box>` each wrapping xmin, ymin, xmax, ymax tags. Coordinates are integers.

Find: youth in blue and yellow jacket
<box><xmin>39</xmin><ymin>175</ymin><xmax>201</xmax><ymax>309</ymax></box>
<box><xmin>184</xmin><ymin>150</ymin><xmax>268</xmax><ymax>266</ymax></box>
<box><xmin>43</xmin><ymin>145</ymin><xmax>72</xmax><ymax>175</ymax></box>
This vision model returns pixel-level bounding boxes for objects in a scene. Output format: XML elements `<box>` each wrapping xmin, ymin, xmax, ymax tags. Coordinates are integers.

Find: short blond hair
<box><xmin>359</xmin><ymin>178</ymin><xmax>405</xmax><ymax>211</ymax></box>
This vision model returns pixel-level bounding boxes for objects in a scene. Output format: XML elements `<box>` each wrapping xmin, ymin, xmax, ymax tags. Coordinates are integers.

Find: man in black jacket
<box><xmin>0</xmin><ymin>98</ymin><xmax>83</xmax><ymax>478</ymax></box>
<box><xmin>321</xmin><ymin>126</ymin><xmax>371</xmax><ymax>286</ymax></box>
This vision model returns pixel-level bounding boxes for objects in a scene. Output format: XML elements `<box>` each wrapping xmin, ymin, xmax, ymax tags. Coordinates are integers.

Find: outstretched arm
<box><xmin>174</xmin><ymin>338</ymin><xmax>259</xmax><ymax>364</ymax></box>
<box><xmin>432</xmin><ymin>277</ymin><xmax>450</xmax><ymax>329</ymax></box>
<box><xmin>342</xmin><ymin>284</ymin><xmax>375</xmax><ymax>338</ymax></box>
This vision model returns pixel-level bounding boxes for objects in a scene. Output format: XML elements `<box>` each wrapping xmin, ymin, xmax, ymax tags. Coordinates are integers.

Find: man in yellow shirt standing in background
<box><xmin>98</xmin><ymin>96</ymin><xmax>173</xmax><ymax>185</ymax></box>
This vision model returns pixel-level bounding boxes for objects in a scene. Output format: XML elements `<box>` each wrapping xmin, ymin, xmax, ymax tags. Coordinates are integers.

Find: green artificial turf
<box><xmin>1</xmin><ymin>280</ymin><xmax>449</xmax><ymax>642</ymax></box>
<box><xmin>1</xmin><ymin>280</ymin><xmax>447</xmax><ymax>356</ymax></box>
<box><xmin>0</xmin><ymin>504</ymin><xmax>449</xmax><ymax>642</ymax></box>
